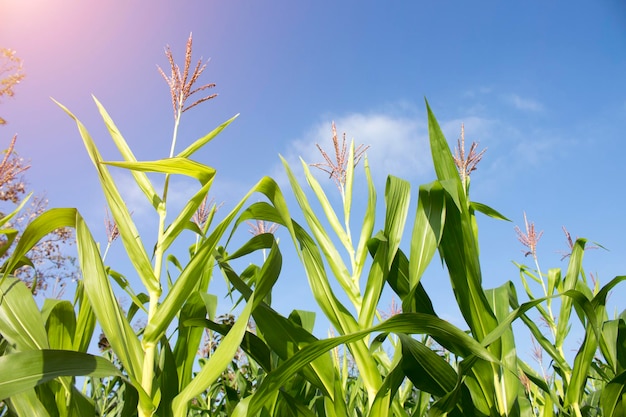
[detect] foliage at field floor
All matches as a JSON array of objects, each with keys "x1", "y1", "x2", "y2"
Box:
[{"x1": 0, "y1": 38, "x2": 624, "y2": 417}]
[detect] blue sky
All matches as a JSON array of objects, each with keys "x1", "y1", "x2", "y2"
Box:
[{"x1": 2, "y1": 0, "x2": 625, "y2": 360}]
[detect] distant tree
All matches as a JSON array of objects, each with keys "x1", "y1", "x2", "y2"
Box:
[
  {"x1": 0, "y1": 48, "x2": 25, "y2": 125},
  {"x1": 0, "y1": 50, "x2": 78, "y2": 296},
  {"x1": 0, "y1": 135, "x2": 79, "y2": 296}
]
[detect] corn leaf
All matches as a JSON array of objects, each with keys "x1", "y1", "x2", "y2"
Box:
[
  {"x1": 1, "y1": 208, "x2": 75, "y2": 282},
  {"x1": 55, "y1": 100, "x2": 159, "y2": 293},
  {"x1": 42, "y1": 300, "x2": 76, "y2": 351},
  {"x1": 0, "y1": 277, "x2": 49, "y2": 351},
  {"x1": 248, "y1": 312, "x2": 498, "y2": 416},
  {"x1": 469, "y1": 201, "x2": 510, "y2": 222},
  {"x1": 72, "y1": 282, "x2": 96, "y2": 353},
  {"x1": 354, "y1": 156, "x2": 377, "y2": 281},
  {"x1": 556, "y1": 238, "x2": 586, "y2": 349},
  {"x1": 409, "y1": 182, "x2": 444, "y2": 289},
  {"x1": 144, "y1": 177, "x2": 292, "y2": 344},
  {"x1": 176, "y1": 113, "x2": 239, "y2": 158},
  {"x1": 104, "y1": 158, "x2": 215, "y2": 184},
  {"x1": 398, "y1": 334, "x2": 457, "y2": 398},
  {"x1": 301, "y1": 159, "x2": 352, "y2": 256},
  {"x1": 0, "y1": 192, "x2": 32, "y2": 228},
  {"x1": 160, "y1": 181, "x2": 212, "y2": 252},
  {"x1": 216, "y1": 258, "x2": 334, "y2": 397},
  {"x1": 75, "y1": 213, "x2": 144, "y2": 381},
  {"x1": 289, "y1": 157, "x2": 358, "y2": 304},
  {"x1": 426, "y1": 102, "x2": 499, "y2": 345},
  {"x1": 172, "y1": 292, "x2": 210, "y2": 391},
  {"x1": 0, "y1": 350, "x2": 121, "y2": 400},
  {"x1": 601, "y1": 370, "x2": 626, "y2": 417},
  {"x1": 5, "y1": 389, "x2": 51, "y2": 417},
  {"x1": 171, "y1": 287, "x2": 255, "y2": 416},
  {"x1": 93, "y1": 96, "x2": 161, "y2": 210}
]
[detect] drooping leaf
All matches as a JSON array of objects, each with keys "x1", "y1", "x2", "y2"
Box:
[
  {"x1": 248, "y1": 312, "x2": 498, "y2": 416},
  {"x1": 0, "y1": 350, "x2": 121, "y2": 400}
]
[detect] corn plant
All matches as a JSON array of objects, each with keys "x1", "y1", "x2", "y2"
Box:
[
  {"x1": 0, "y1": 35, "x2": 294, "y2": 417},
  {"x1": 0, "y1": 30, "x2": 624, "y2": 415},
  {"x1": 206, "y1": 102, "x2": 508, "y2": 416},
  {"x1": 221, "y1": 102, "x2": 626, "y2": 417},
  {"x1": 511, "y1": 221, "x2": 626, "y2": 417}
]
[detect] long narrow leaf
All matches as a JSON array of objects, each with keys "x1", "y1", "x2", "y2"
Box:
[
  {"x1": 176, "y1": 113, "x2": 239, "y2": 158},
  {"x1": 0, "y1": 350, "x2": 121, "y2": 400},
  {"x1": 104, "y1": 158, "x2": 216, "y2": 184},
  {"x1": 1, "y1": 208, "x2": 76, "y2": 282},
  {"x1": 409, "y1": 182, "x2": 444, "y2": 289},
  {"x1": 248, "y1": 312, "x2": 498, "y2": 416},
  {"x1": 93, "y1": 96, "x2": 161, "y2": 210},
  {"x1": 556, "y1": 238, "x2": 586, "y2": 348},
  {"x1": 144, "y1": 177, "x2": 291, "y2": 344},
  {"x1": 171, "y1": 289, "x2": 255, "y2": 416},
  {"x1": 75, "y1": 213, "x2": 144, "y2": 380},
  {"x1": 55, "y1": 100, "x2": 158, "y2": 293}
]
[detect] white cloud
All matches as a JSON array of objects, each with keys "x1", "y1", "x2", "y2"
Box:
[
  {"x1": 276, "y1": 111, "x2": 432, "y2": 186},
  {"x1": 505, "y1": 94, "x2": 544, "y2": 112}
]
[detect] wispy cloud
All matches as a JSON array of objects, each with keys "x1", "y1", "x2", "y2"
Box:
[
  {"x1": 276, "y1": 111, "x2": 431, "y2": 186},
  {"x1": 505, "y1": 94, "x2": 544, "y2": 112},
  {"x1": 463, "y1": 86, "x2": 492, "y2": 98}
]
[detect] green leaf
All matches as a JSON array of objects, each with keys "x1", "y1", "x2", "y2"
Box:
[
  {"x1": 0, "y1": 350, "x2": 121, "y2": 400},
  {"x1": 384, "y1": 246, "x2": 436, "y2": 316},
  {"x1": 104, "y1": 157, "x2": 216, "y2": 184},
  {"x1": 5, "y1": 389, "x2": 51, "y2": 417},
  {"x1": 156, "y1": 337, "x2": 179, "y2": 417},
  {"x1": 1, "y1": 208, "x2": 76, "y2": 283},
  {"x1": 469, "y1": 201, "x2": 510, "y2": 221},
  {"x1": 425, "y1": 102, "x2": 499, "y2": 346},
  {"x1": 286, "y1": 157, "x2": 358, "y2": 304},
  {"x1": 144, "y1": 176, "x2": 292, "y2": 344},
  {"x1": 0, "y1": 228, "x2": 18, "y2": 259},
  {"x1": 556, "y1": 238, "x2": 586, "y2": 349},
  {"x1": 360, "y1": 176, "x2": 410, "y2": 328},
  {"x1": 485, "y1": 284, "x2": 524, "y2": 416},
  {"x1": 354, "y1": 156, "x2": 377, "y2": 281},
  {"x1": 248, "y1": 312, "x2": 498, "y2": 416},
  {"x1": 173, "y1": 292, "x2": 210, "y2": 391},
  {"x1": 0, "y1": 191, "x2": 32, "y2": 228},
  {"x1": 55, "y1": 99, "x2": 158, "y2": 293},
  {"x1": 172, "y1": 293, "x2": 255, "y2": 417},
  {"x1": 301, "y1": 159, "x2": 352, "y2": 256},
  {"x1": 566, "y1": 275, "x2": 626, "y2": 409},
  {"x1": 42, "y1": 300, "x2": 76, "y2": 350},
  {"x1": 160, "y1": 181, "x2": 212, "y2": 253},
  {"x1": 409, "y1": 182, "x2": 445, "y2": 289},
  {"x1": 399, "y1": 334, "x2": 457, "y2": 398},
  {"x1": 72, "y1": 282, "x2": 96, "y2": 353},
  {"x1": 0, "y1": 277, "x2": 49, "y2": 351},
  {"x1": 601, "y1": 370, "x2": 626, "y2": 417},
  {"x1": 216, "y1": 259, "x2": 334, "y2": 397},
  {"x1": 438, "y1": 188, "x2": 498, "y2": 343},
  {"x1": 93, "y1": 96, "x2": 161, "y2": 210},
  {"x1": 426, "y1": 99, "x2": 461, "y2": 183},
  {"x1": 176, "y1": 113, "x2": 239, "y2": 158},
  {"x1": 75, "y1": 213, "x2": 144, "y2": 381}
]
